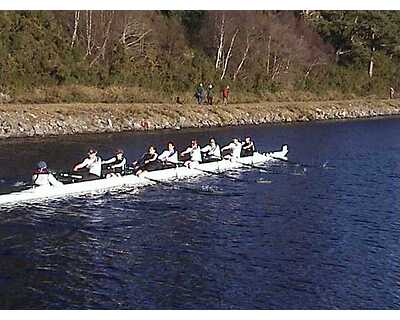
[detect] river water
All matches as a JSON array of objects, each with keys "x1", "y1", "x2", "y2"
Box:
[{"x1": 0, "y1": 117, "x2": 400, "y2": 309}]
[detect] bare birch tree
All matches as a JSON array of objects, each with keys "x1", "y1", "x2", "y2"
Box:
[
  {"x1": 121, "y1": 19, "x2": 152, "y2": 50},
  {"x1": 215, "y1": 13, "x2": 225, "y2": 70},
  {"x1": 368, "y1": 30, "x2": 375, "y2": 78},
  {"x1": 70, "y1": 11, "x2": 80, "y2": 48},
  {"x1": 220, "y1": 28, "x2": 239, "y2": 80},
  {"x1": 85, "y1": 10, "x2": 93, "y2": 56},
  {"x1": 90, "y1": 11, "x2": 114, "y2": 67},
  {"x1": 233, "y1": 31, "x2": 251, "y2": 81}
]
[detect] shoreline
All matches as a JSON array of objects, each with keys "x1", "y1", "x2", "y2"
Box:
[{"x1": 1, "y1": 99, "x2": 400, "y2": 139}]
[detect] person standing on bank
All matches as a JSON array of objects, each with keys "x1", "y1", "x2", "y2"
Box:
[
  {"x1": 207, "y1": 84, "x2": 214, "y2": 105},
  {"x1": 390, "y1": 87, "x2": 395, "y2": 99},
  {"x1": 195, "y1": 83, "x2": 205, "y2": 105},
  {"x1": 222, "y1": 85, "x2": 230, "y2": 105}
]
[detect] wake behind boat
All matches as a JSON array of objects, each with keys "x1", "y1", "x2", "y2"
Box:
[{"x1": 0, "y1": 145, "x2": 288, "y2": 206}]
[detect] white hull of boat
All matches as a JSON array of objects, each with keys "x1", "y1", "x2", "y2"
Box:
[{"x1": 0, "y1": 146, "x2": 288, "y2": 206}]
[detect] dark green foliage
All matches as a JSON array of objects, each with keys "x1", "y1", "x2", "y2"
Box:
[{"x1": 0, "y1": 10, "x2": 399, "y2": 102}]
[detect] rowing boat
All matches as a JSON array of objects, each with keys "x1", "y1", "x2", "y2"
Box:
[{"x1": 0, "y1": 145, "x2": 288, "y2": 206}]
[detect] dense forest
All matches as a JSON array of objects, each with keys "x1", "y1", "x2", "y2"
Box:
[{"x1": 0, "y1": 10, "x2": 400, "y2": 104}]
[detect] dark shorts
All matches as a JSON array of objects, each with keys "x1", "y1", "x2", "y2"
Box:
[
  {"x1": 138, "y1": 161, "x2": 161, "y2": 172},
  {"x1": 58, "y1": 170, "x2": 100, "y2": 183},
  {"x1": 241, "y1": 150, "x2": 255, "y2": 157},
  {"x1": 160, "y1": 162, "x2": 178, "y2": 170},
  {"x1": 202, "y1": 157, "x2": 221, "y2": 163},
  {"x1": 103, "y1": 167, "x2": 125, "y2": 176},
  {"x1": 78, "y1": 172, "x2": 101, "y2": 181}
]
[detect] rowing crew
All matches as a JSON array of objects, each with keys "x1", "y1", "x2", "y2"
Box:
[
  {"x1": 131, "y1": 137, "x2": 255, "y2": 172},
  {"x1": 32, "y1": 137, "x2": 256, "y2": 187}
]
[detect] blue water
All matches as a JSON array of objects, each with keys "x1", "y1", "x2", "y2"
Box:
[{"x1": 0, "y1": 117, "x2": 400, "y2": 309}]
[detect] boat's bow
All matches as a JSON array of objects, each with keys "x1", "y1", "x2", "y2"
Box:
[{"x1": 264, "y1": 144, "x2": 288, "y2": 161}]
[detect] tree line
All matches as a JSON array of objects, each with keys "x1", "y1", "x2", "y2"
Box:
[{"x1": 0, "y1": 10, "x2": 399, "y2": 103}]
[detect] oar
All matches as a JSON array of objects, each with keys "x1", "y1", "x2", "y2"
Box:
[
  {"x1": 58, "y1": 172, "x2": 83, "y2": 179},
  {"x1": 167, "y1": 160, "x2": 248, "y2": 183},
  {"x1": 193, "y1": 166, "x2": 249, "y2": 182},
  {"x1": 234, "y1": 160, "x2": 271, "y2": 174},
  {"x1": 190, "y1": 163, "x2": 249, "y2": 182},
  {"x1": 54, "y1": 171, "x2": 84, "y2": 183},
  {"x1": 232, "y1": 160, "x2": 273, "y2": 183},
  {"x1": 142, "y1": 175, "x2": 242, "y2": 197},
  {"x1": 269, "y1": 155, "x2": 335, "y2": 170},
  {"x1": 126, "y1": 165, "x2": 240, "y2": 196}
]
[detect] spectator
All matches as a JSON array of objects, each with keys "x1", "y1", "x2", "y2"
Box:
[
  {"x1": 207, "y1": 84, "x2": 214, "y2": 105},
  {"x1": 390, "y1": 87, "x2": 395, "y2": 99},
  {"x1": 222, "y1": 85, "x2": 230, "y2": 105},
  {"x1": 195, "y1": 83, "x2": 205, "y2": 105}
]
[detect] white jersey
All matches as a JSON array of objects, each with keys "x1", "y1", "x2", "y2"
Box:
[
  {"x1": 80, "y1": 156, "x2": 102, "y2": 176},
  {"x1": 32, "y1": 173, "x2": 63, "y2": 187},
  {"x1": 201, "y1": 144, "x2": 221, "y2": 158},
  {"x1": 158, "y1": 149, "x2": 178, "y2": 164},
  {"x1": 222, "y1": 142, "x2": 242, "y2": 158},
  {"x1": 182, "y1": 146, "x2": 202, "y2": 162}
]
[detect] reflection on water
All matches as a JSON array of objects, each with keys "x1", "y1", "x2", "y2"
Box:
[{"x1": 1, "y1": 118, "x2": 400, "y2": 309}]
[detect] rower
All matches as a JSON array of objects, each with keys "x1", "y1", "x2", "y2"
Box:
[
  {"x1": 32, "y1": 161, "x2": 63, "y2": 187},
  {"x1": 241, "y1": 137, "x2": 256, "y2": 157},
  {"x1": 132, "y1": 145, "x2": 159, "y2": 175},
  {"x1": 158, "y1": 142, "x2": 179, "y2": 169},
  {"x1": 181, "y1": 139, "x2": 202, "y2": 168},
  {"x1": 201, "y1": 138, "x2": 221, "y2": 163},
  {"x1": 221, "y1": 138, "x2": 242, "y2": 159},
  {"x1": 102, "y1": 149, "x2": 127, "y2": 177},
  {"x1": 73, "y1": 148, "x2": 102, "y2": 180}
]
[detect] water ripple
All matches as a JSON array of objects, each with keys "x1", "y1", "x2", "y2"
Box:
[{"x1": 1, "y1": 119, "x2": 400, "y2": 308}]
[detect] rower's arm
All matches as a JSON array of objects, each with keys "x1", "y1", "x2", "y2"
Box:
[
  {"x1": 144, "y1": 153, "x2": 158, "y2": 164},
  {"x1": 158, "y1": 151, "x2": 168, "y2": 161},
  {"x1": 133, "y1": 153, "x2": 145, "y2": 165},
  {"x1": 181, "y1": 147, "x2": 190, "y2": 156},
  {"x1": 48, "y1": 173, "x2": 63, "y2": 186},
  {"x1": 102, "y1": 157, "x2": 116, "y2": 165},
  {"x1": 112, "y1": 158, "x2": 126, "y2": 168},
  {"x1": 73, "y1": 159, "x2": 88, "y2": 171}
]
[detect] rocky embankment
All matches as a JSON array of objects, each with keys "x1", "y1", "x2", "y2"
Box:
[{"x1": 1, "y1": 99, "x2": 400, "y2": 139}]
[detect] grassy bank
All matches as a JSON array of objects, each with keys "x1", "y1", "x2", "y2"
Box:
[{"x1": 2, "y1": 85, "x2": 374, "y2": 105}]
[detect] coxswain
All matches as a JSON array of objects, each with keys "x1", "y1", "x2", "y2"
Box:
[
  {"x1": 102, "y1": 149, "x2": 127, "y2": 177},
  {"x1": 241, "y1": 137, "x2": 256, "y2": 157},
  {"x1": 132, "y1": 145, "x2": 159, "y2": 176},
  {"x1": 201, "y1": 138, "x2": 221, "y2": 162},
  {"x1": 32, "y1": 161, "x2": 63, "y2": 187},
  {"x1": 181, "y1": 139, "x2": 202, "y2": 168},
  {"x1": 221, "y1": 138, "x2": 242, "y2": 159},
  {"x1": 158, "y1": 142, "x2": 179, "y2": 169},
  {"x1": 73, "y1": 148, "x2": 102, "y2": 180}
]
